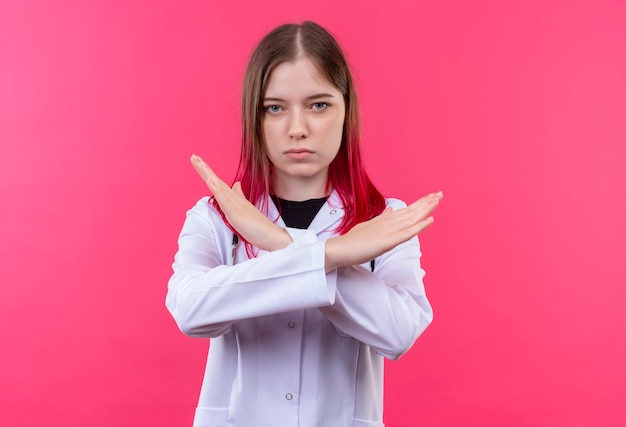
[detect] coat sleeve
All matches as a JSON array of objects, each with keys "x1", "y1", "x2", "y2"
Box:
[
  {"x1": 165, "y1": 197, "x2": 338, "y2": 338},
  {"x1": 317, "y1": 199, "x2": 434, "y2": 360}
]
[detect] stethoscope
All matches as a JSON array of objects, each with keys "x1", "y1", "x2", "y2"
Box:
[
  {"x1": 232, "y1": 234, "x2": 239, "y2": 265},
  {"x1": 231, "y1": 234, "x2": 376, "y2": 272}
]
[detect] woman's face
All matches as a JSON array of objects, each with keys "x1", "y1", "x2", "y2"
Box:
[{"x1": 262, "y1": 56, "x2": 345, "y2": 200}]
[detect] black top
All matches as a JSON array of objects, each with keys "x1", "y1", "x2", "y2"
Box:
[{"x1": 271, "y1": 195, "x2": 327, "y2": 229}]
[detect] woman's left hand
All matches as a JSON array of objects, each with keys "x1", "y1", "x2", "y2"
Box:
[{"x1": 191, "y1": 154, "x2": 292, "y2": 252}]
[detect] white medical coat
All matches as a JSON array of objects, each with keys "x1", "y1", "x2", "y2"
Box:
[{"x1": 166, "y1": 192, "x2": 433, "y2": 427}]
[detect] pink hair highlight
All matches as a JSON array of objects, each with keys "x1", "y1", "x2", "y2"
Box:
[{"x1": 211, "y1": 22, "x2": 385, "y2": 257}]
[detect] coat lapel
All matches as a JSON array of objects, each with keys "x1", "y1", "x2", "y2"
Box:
[
  {"x1": 305, "y1": 190, "x2": 345, "y2": 236},
  {"x1": 266, "y1": 190, "x2": 345, "y2": 237}
]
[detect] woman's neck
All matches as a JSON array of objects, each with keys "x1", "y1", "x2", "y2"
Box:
[{"x1": 271, "y1": 174, "x2": 330, "y2": 201}]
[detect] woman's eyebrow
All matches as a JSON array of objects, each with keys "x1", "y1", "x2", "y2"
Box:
[{"x1": 263, "y1": 93, "x2": 336, "y2": 102}]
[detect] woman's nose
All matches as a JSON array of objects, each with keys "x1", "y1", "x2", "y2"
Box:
[{"x1": 288, "y1": 111, "x2": 308, "y2": 139}]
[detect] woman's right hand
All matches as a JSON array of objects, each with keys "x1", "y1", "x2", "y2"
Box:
[
  {"x1": 191, "y1": 154, "x2": 292, "y2": 252},
  {"x1": 324, "y1": 192, "x2": 443, "y2": 272}
]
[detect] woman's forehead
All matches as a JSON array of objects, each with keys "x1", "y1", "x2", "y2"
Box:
[{"x1": 264, "y1": 57, "x2": 340, "y2": 99}]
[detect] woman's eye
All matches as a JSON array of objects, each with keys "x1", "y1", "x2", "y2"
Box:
[
  {"x1": 312, "y1": 102, "x2": 328, "y2": 111},
  {"x1": 266, "y1": 105, "x2": 282, "y2": 113}
]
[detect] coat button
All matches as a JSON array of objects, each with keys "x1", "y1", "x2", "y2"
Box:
[
  {"x1": 285, "y1": 393, "x2": 293, "y2": 400},
  {"x1": 287, "y1": 322, "x2": 295, "y2": 328},
  {"x1": 330, "y1": 209, "x2": 337, "y2": 215}
]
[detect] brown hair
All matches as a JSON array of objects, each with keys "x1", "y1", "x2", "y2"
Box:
[{"x1": 219, "y1": 21, "x2": 385, "y2": 247}]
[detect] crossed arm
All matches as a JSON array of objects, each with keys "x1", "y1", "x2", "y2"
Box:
[{"x1": 190, "y1": 154, "x2": 443, "y2": 271}]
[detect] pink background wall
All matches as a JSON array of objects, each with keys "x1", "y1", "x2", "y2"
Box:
[{"x1": 1, "y1": 0, "x2": 625, "y2": 426}]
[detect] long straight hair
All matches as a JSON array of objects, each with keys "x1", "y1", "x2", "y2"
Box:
[{"x1": 214, "y1": 21, "x2": 386, "y2": 253}]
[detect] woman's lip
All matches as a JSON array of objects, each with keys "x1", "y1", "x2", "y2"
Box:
[
  {"x1": 285, "y1": 149, "x2": 314, "y2": 159},
  {"x1": 285, "y1": 149, "x2": 313, "y2": 153}
]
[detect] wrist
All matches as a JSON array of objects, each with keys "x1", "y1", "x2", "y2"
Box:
[
  {"x1": 267, "y1": 228, "x2": 293, "y2": 252},
  {"x1": 324, "y1": 237, "x2": 343, "y2": 272}
]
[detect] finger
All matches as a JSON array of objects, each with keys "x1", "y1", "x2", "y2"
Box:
[
  {"x1": 403, "y1": 202, "x2": 435, "y2": 223},
  {"x1": 397, "y1": 216, "x2": 435, "y2": 239},
  {"x1": 420, "y1": 191, "x2": 443, "y2": 204},
  {"x1": 412, "y1": 203, "x2": 439, "y2": 225},
  {"x1": 417, "y1": 191, "x2": 443, "y2": 204},
  {"x1": 409, "y1": 192, "x2": 442, "y2": 216},
  {"x1": 191, "y1": 154, "x2": 220, "y2": 187},
  {"x1": 414, "y1": 216, "x2": 435, "y2": 234},
  {"x1": 190, "y1": 154, "x2": 212, "y2": 182}
]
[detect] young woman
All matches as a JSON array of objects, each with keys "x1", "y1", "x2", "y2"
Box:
[{"x1": 167, "y1": 21, "x2": 442, "y2": 427}]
